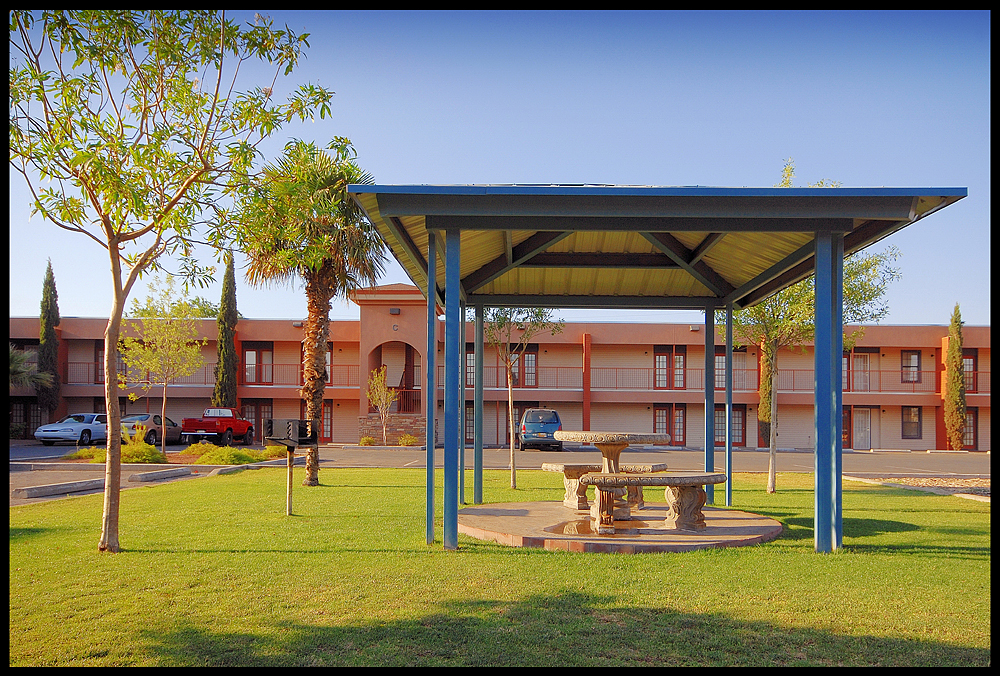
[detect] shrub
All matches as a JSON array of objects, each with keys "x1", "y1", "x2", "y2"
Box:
[
  {"x1": 260, "y1": 444, "x2": 287, "y2": 459},
  {"x1": 10, "y1": 422, "x2": 26, "y2": 439},
  {"x1": 90, "y1": 442, "x2": 167, "y2": 464},
  {"x1": 398, "y1": 433, "x2": 418, "y2": 446},
  {"x1": 63, "y1": 446, "x2": 98, "y2": 460},
  {"x1": 193, "y1": 447, "x2": 264, "y2": 465},
  {"x1": 183, "y1": 441, "x2": 220, "y2": 457},
  {"x1": 359, "y1": 436, "x2": 375, "y2": 446}
]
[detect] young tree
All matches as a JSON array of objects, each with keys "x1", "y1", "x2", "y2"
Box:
[
  {"x1": 729, "y1": 159, "x2": 901, "y2": 493},
  {"x1": 10, "y1": 10, "x2": 334, "y2": 552},
  {"x1": 943, "y1": 303, "x2": 967, "y2": 451},
  {"x1": 480, "y1": 307, "x2": 564, "y2": 489},
  {"x1": 367, "y1": 365, "x2": 399, "y2": 445},
  {"x1": 37, "y1": 260, "x2": 61, "y2": 414},
  {"x1": 233, "y1": 140, "x2": 385, "y2": 486},
  {"x1": 211, "y1": 254, "x2": 240, "y2": 409},
  {"x1": 118, "y1": 277, "x2": 207, "y2": 456}
]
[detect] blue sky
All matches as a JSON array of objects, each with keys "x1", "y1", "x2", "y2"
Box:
[{"x1": 8, "y1": 10, "x2": 991, "y2": 326}]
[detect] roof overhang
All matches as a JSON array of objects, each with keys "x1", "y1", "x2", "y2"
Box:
[{"x1": 348, "y1": 185, "x2": 966, "y2": 310}]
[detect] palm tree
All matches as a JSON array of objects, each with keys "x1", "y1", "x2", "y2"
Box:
[
  {"x1": 236, "y1": 140, "x2": 385, "y2": 485},
  {"x1": 9, "y1": 343, "x2": 53, "y2": 390}
]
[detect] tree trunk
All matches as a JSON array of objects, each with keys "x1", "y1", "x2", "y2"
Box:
[
  {"x1": 301, "y1": 271, "x2": 334, "y2": 487},
  {"x1": 507, "y1": 368, "x2": 516, "y2": 489},
  {"x1": 161, "y1": 381, "x2": 169, "y2": 458},
  {"x1": 99, "y1": 278, "x2": 125, "y2": 553},
  {"x1": 767, "y1": 340, "x2": 779, "y2": 494}
]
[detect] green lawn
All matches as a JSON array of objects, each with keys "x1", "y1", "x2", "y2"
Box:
[{"x1": 9, "y1": 469, "x2": 990, "y2": 666}]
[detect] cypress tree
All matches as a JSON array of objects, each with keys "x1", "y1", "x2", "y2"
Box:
[
  {"x1": 943, "y1": 303, "x2": 966, "y2": 451},
  {"x1": 37, "y1": 259, "x2": 61, "y2": 412},
  {"x1": 212, "y1": 253, "x2": 239, "y2": 408}
]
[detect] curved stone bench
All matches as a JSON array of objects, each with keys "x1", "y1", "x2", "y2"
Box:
[
  {"x1": 580, "y1": 472, "x2": 727, "y2": 534},
  {"x1": 541, "y1": 462, "x2": 668, "y2": 510}
]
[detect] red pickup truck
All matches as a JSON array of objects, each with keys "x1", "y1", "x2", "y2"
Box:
[{"x1": 180, "y1": 407, "x2": 254, "y2": 446}]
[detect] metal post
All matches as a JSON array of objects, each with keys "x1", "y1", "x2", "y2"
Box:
[
  {"x1": 704, "y1": 305, "x2": 715, "y2": 504},
  {"x1": 474, "y1": 304, "x2": 484, "y2": 504},
  {"x1": 286, "y1": 448, "x2": 294, "y2": 516},
  {"x1": 425, "y1": 235, "x2": 436, "y2": 545},
  {"x1": 443, "y1": 229, "x2": 461, "y2": 550},
  {"x1": 832, "y1": 234, "x2": 844, "y2": 549},
  {"x1": 460, "y1": 300, "x2": 466, "y2": 505},
  {"x1": 726, "y1": 303, "x2": 734, "y2": 507},
  {"x1": 814, "y1": 232, "x2": 834, "y2": 553}
]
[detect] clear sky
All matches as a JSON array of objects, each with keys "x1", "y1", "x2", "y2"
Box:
[{"x1": 8, "y1": 10, "x2": 991, "y2": 327}]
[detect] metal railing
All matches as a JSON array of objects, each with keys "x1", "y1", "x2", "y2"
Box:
[{"x1": 66, "y1": 361, "x2": 989, "y2": 396}]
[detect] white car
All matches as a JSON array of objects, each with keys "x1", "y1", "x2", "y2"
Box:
[{"x1": 34, "y1": 413, "x2": 108, "y2": 446}]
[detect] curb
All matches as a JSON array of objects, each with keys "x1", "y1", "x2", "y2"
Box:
[{"x1": 843, "y1": 475, "x2": 990, "y2": 503}]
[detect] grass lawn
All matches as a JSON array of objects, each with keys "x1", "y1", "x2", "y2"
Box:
[{"x1": 9, "y1": 469, "x2": 990, "y2": 666}]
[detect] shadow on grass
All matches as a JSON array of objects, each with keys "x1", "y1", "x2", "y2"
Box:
[
  {"x1": 9, "y1": 526, "x2": 56, "y2": 542},
  {"x1": 142, "y1": 591, "x2": 989, "y2": 667}
]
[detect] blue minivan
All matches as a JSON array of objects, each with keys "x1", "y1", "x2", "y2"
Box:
[{"x1": 517, "y1": 408, "x2": 563, "y2": 451}]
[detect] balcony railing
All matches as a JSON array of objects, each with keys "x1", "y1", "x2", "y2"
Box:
[
  {"x1": 66, "y1": 361, "x2": 988, "y2": 396},
  {"x1": 68, "y1": 362, "x2": 217, "y2": 386}
]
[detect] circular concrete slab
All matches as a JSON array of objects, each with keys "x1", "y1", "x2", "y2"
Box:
[{"x1": 458, "y1": 501, "x2": 783, "y2": 554}]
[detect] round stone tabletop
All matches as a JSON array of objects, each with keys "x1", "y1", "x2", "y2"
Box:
[{"x1": 553, "y1": 431, "x2": 671, "y2": 445}]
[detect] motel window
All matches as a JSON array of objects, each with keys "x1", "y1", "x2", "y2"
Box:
[
  {"x1": 243, "y1": 342, "x2": 273, "y2": 384},
  {"x1": 654, "y1": 404, "x2": 685, "y2": 446},
  {"x1": 901, "y1": 350, "x2": 921, "y2": 384},
  {"x1": 901, "y1": 406, "x2": 922, "y2": 439},
  {"x1": 963, "y1": 349, "x2": 978, "y2": 393},
  {"x1": 654, "y1": 345, "x2": 686, "y2": 389},
  {"x1": 714, "y1": 346, "x2": 746, "y2": 390},
  {"x1": 963, "y1": 408, "x2": 978, "y2": 450},
  {"x1": 466, "y1": 344, "x2": 476, "y2": 389},
  {"x1": 714, "y1": 404, "x2": 746, "y2": 446},
  {"x1": 511, "y1": 345, "x2": 537, "y2": 388}
]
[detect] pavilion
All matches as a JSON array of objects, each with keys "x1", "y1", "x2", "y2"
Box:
[{"x1": 348, "y1": 184, "x2": 966, "y2": 553}]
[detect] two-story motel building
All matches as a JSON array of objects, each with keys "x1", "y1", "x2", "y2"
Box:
[{"x1": 9, "y1": 284, "x2": 990, "y2": 452}]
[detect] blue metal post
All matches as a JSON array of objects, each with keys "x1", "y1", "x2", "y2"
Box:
[
  {"x1": 725, "y1": 303, "x2": 734, "y2": 507},
  {"x1": 704, "y1": 305, "x2": 715, "y2": 504},
  {"x1": 460, "y1": 301, "x2": 466, "y2": 505},
  {"x1": 814, "y1": 233, "x2": 834, "y2": 553},
  {"x1": 425, "y1": 235, "x2": 436, "y2": 545},
  {"x1": 443, "y1": 229, "x2": 461, "y2": 550},
  {"x1": 474, "y1": 304, "x2": 484, "y2": 504},
  {"x1": 832, "y1": 234, "x2": 844, "y2": 550}
]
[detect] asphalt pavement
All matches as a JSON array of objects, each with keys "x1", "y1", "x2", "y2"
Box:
[{"x1": 9, "y1": 439, "x2": 990, "y2": 507}]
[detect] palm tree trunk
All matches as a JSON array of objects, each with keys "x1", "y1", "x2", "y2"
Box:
[{"x1": 301, "y1": 271, "x2": 334, "y2": 487}]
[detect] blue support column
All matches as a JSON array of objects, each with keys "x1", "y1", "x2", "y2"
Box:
[
  {"x1": 814, "y1": 232, "x2": 837, "y2": 553},
  {"x1": 725, "y1": 303, "x2": 734, "y2": 507},
  {"x1": 425, "y1": 235, "x2": 436, "y2": 545},
  {"x1": 443, "y1": 229, "x2": 461, "y2": 550},
  {"x1": 460, "y1": 301, "x2": 466, "y2": 506},
  {"x1": 704, "y1": 305, "x2": 715, "y2": 504},
  {"x1": 474, "y1": 304, "x2": 484, "y2": 505},
  {"x1": 832, "y1": 234, "x2": 844, "y2": 549}
]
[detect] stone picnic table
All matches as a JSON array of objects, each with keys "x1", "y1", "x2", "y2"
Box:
[
  {"x1": 552, "y1": 430, "x2": 672, "y2": 522},
  {"x1": 552, "y1": 430, "x2": 725, "y2": 535}
]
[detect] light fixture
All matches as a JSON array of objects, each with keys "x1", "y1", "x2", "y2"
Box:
[
  {"x1": 390, "y1": 308, "x2": 401, "y2": 315},
  {"x1": 689, "y1": 325, "x2": 700, "y2": 331},
  {"x1": 292, "y1": 321, "x2": 303, "y2": 327}
]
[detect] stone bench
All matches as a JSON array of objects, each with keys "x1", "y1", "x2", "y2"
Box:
[
  {"x1": 541, "y1": 462, "x2": 668, "y2": 510},
  {"x1": 580, "y1": 472, "x2": 727, "y2": 534}
]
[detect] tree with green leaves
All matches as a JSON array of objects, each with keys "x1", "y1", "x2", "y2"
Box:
[
  {"x1": 211, "y1": 254, "x2": 240, "y2": 409},
  {"x1": 233, "y1": 139, "x2": 385, "y2": 486},
  {"x1": 480, "y1": 307, "x2": 564, "y2": 489},
  {"x1": 37, "y1": 260, "x2": 61, "y2": 413},
  {"x1": 9, "y1": 344, "x2": 53, "y2": 390},
  {"x1": 728, "y1": 159, "x2": 901, "y2": 493},
  {"x1": 367, "y1": 365, "x2": 399, "y2": 446},
  {"x1": 943, "y1": 303, "x2": 966, "y2": 451},
  {"x1": 10, "y1": 10, "x2": 334, "y2": 552},
  {"x1": 118, "y1": 277, "x2": 207, "y2": 456}
]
